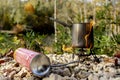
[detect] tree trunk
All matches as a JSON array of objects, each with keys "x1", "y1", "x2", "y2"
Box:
[
  {"x1": 84, "y1": 0, "x2": 87, "y2": 22},
  {"x1": 54, "y1": 0, "x2": 57, "y2": 43}
]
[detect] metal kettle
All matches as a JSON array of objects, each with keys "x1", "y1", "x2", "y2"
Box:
[
  {"x1": 72, "y1": 23, "x2": 93, "y2": 48},
  {"x1": 49, "y1": 17, "x2": 94, "y2": 48}
]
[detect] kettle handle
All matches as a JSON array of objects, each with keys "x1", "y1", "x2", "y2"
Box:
[{"x1": 49, "y1": 17, "x2": 72, "y2": 27}]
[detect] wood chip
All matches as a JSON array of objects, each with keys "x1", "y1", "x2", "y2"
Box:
[
  {"x1": 5, "y1": 49, "x2": 14, "y2": 57},
  {"x1": 0, "y1": 59, "x2": 5, "y2": 64},
  {"x1": 8, "y1": 70, "x2": 16, "y2": 79},
  {"x1": 17, "y1": 67, "x2": 27, "y2": 78},
  {"x1": 103, "y1": 58, "x2": 115, "y2": 63}
]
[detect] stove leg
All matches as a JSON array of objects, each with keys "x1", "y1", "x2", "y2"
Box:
[
  {"x1": 75, "y1": 48, "x2": 89, "y2": 62},
  {"x1": 90, "y1": 49, "x2": 100, "y2": 63},
  {"x1": 74, "y1": 48, "x2": 100, "y2": 63},
  {"x1": 77, "y1": 48, "x2": 90, "y2": 56}
]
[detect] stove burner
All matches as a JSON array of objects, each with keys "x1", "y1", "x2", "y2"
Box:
[{"x1": 73, "y1": 48, "x2": 100, "y2": 63}]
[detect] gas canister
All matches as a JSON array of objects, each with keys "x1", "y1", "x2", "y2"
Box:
[{"x1": 14, "y1": 48, "x2": 50, "y2": 77}]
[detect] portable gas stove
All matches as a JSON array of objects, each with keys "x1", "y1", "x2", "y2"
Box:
[
  {"x1": 50, "y1": 17, "x2": 100, "y2": 63},
  {"x1": 72, "y1": 23, "x2": 100, "y2": 63}
]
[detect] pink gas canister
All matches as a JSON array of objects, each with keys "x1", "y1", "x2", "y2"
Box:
[{"x1": 13, "y1": 48, "x2": 51, "y2": 77}]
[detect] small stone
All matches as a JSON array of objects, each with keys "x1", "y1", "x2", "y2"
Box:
[
  {"x1": 26, "y1": 76, "x2": 40, "y2": 80},
  {"x1": 0, "y1": 75, "x2": 9, "y2": 80},
  {"x1": 63, "y1": 68, "x2": 71, "y2": 76},
  {"x1": 80, "y1": 65, "x2": 88, "y2": 71},
  {"x1": 88, "y1": 74, "x2": 99, "y2": 80},
  {"x1": 22, "y1": 77, "x2": 28, "y2": 80},
  {"x1": 112, "y1": 77, "x2": 120, "y2": 80},
  {"x1": 76, "y1": 71, "x2": 91, "y2": 79},
  {"x1": 109, "y1": 67, "x2": 117, "y2": 73},
  {"x1": 99, "y1": 76, "x2": 108, "y2": 80},
  {"x1": 14, "y1": 77, "x2": 22, "y2": 80},
  {"x1": 42, "y1": 73, "x2": 63, "y2": 80},
  {"x1": 74, "y1": 66, "x2": 81, "y2": 73},
  {"x1": 102, "y1": 72, "x2": 111, "y2": 79},
  {"x1": 63, "y1": 76, "x2": 77, "y2": 80},
  {"x1": 51, "y1": 67, "x2": 71, "y2": 76}
]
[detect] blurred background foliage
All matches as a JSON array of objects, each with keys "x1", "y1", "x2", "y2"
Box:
[{"x1": 0, "y1": 0, "x2": 120, "y2": 56}]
